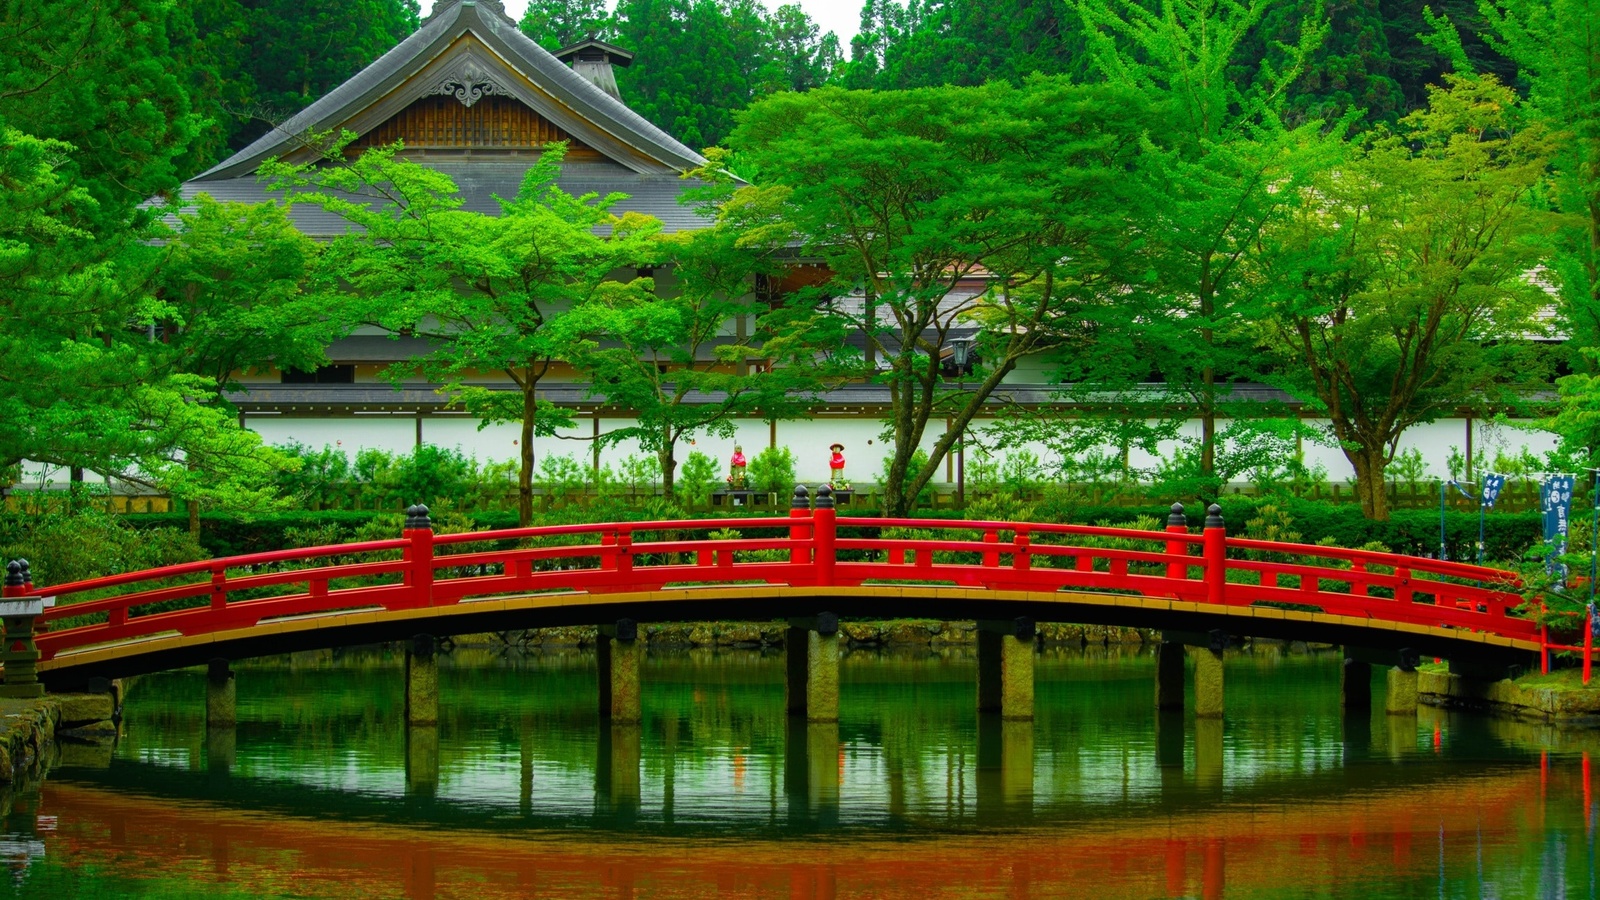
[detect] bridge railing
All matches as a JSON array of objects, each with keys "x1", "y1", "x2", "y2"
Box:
[{"x1": 6, "y1": 491, "x2": 1538, "y2": 669}]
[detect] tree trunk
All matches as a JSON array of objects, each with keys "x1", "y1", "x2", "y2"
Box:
[
  {"x1": 1347, "y1": 447, "x2": 1391, "y2": 521},
  {"x1": 881, "y1": 448, "x2": 910, "y2": 517},
  {"x1": 187, "y1": 458, "x2": 201, "y2": 537},
  {"x1": 519, "y1": 386, "x2": 536, "y2": 526},
  {"x1": 658, "y1": 441, "x2": 677, "y2": 495}
]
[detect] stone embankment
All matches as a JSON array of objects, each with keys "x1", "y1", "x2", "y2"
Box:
[
  {"x1": 487, "y1": 621, "x2": 1156, "y2": 650},
  {"x1": 1420, "y1": 668, "x2": 1600, "y2": 724},
  {"x1": 0, "y1": 690, "x2": 119, "y2": 783}
]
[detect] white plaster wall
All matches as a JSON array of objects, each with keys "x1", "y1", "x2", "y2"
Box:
[
  {"x1": 236, "y1": 413, "x2": 1566, "y2": 488},
  {"x1": 248, "y1": 416, "x2": 416, "y2": 458},
  {"x1": 776, "y1": 417, "x2": 947, "y2": 485}
]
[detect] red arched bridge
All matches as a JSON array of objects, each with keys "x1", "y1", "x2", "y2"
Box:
[{"x1": 0, "y1": 488, "x2": 1550, "y2": 700}]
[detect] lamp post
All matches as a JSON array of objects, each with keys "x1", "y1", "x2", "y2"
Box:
[{"x1": 951, "y1": 338, "x2": 973, "y2": 509}]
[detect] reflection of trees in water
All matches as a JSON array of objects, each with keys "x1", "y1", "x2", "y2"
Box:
[{"x1": 104, "y1": 646, "x2": 1575, "y2": 828}]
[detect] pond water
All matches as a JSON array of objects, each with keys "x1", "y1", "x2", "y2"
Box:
[{"x1": 4, "y1": 643, "x2": 1597, "y2": 898}]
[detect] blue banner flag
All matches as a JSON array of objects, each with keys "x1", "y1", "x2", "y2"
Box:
[
  {"x1": 1480, "y1": 473, "x2": 1506, "y2": 508},
  {"x1": 1543, "y1": 474, "x2": 1576, "y2": 579}
]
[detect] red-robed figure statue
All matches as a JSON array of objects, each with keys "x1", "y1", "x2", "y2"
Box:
[{"x1": 828, "y1": 443, "x2": 848, "y2": 490}]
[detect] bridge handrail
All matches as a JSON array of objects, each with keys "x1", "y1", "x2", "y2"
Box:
[
  {"x1": 431, "y1": 517, "x2": 805, "y2": 546},
  {"x1": 26, "y1": 538, "x2": 413, "y2": 604},
  {"x1": 837, "y1": 517, "x2": 1207, "y2": 546},
  {"x1": 1223, "y1": 537, "x2": 1522, "y2": 586},
  {"x1": 8, "y1": 501, "x2": 1555, "y2": 677}
]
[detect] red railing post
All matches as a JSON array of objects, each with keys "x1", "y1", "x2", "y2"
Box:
[
  {"x1": 403, "y1": 504, "x2": 435, "y2": 606},
  {"x1": 983, "y1": 529, "x2": 1000, "y2": 567},
  {"x1": 1203, "y1": 503, "x2": 1226, "y2": 607},
  {"x1": 1, "y1": 562, "x2": 22, "y2": 602},
  {"x1": 789, "y1": 484, "x2": 811, "y2": 565},
  {"x1": 1541, "y1": 601, "x2": 1551, "y2": 674},
  {"x1": 616, "y1": 526, "x2": 634, "y2": 576},
  {"x1": 1012, "y1": 529, "x2": 1031, "y2": 571},
  {"x1": 814, "y1": 485, "x2": 837, "y2": 585},
  {"x1": 1164, "y1": 502, "x2": 1188, "y2": 581},
  {"x1": 1586, "y1": 604, "x2": 1594, "y2": 686}
]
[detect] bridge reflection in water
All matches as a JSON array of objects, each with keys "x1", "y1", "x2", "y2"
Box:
[{"x1": 12, "y1": 647, "x2": 1600, "y2": 898}]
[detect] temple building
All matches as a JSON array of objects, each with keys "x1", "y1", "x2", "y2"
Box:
[{"x1": 168, "y1": 0, "x2": 1550, "y2": 491}]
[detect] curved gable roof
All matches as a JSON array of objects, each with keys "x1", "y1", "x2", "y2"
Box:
[{"x1": 193, "y1": 0, "x2": 705, "y2": 181}]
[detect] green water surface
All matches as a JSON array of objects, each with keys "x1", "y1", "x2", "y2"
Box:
[{"x1": 6, "y1": 643, "x2": 1598, "y2": 898}]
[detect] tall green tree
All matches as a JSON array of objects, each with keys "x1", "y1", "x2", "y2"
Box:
[
  {"x1": 150, "y1": 197, "x2": 334, "y2": 532},
  {"x1": 1249, "y1": 0, "x2": 1402, "y2": 126},
  {"x1": 1473, "y1": 0, "x2": 1600, "y2": 375},
  {"x1": 1074, "y1": 0, "x2": 1335, "y2": 488},
  {"x1": 560, "y1": 216, "x2": 829, "y2": 491},
  {"x1": 0, "y1": 0, "x2": 208, "y2": 218},
  {"x1": 152, "y1": 197, "x2": 329, "y2": 392},
  {"x1": 728, "y1": 80, "x2": 1153, "y2": 515},
  {"x1": 265, "y1": 141, "x2": 659, "y2": 525},
  {"x1": 519, "y1": 0, "x2": 614, "y2": 50},
  {"x1": 1258, "y1": 76, "x2": 1555, "y2": 520},
  {"x1": 215, "y1": 0, "x2": 418, "y2": 151},
  {"x1": 613, "y1": 0, "x2": 833, "y2": 147},
  {"x1": 0, "y1": 0, "x2": 295, "y2": 517}
]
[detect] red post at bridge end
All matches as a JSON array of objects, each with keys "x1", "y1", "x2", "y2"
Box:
[
  {"x1": 1586, "y1": 604, "x2": 1594, "y2": 686},
  {"x1": 1165, "y1": 502, "x2": 1189, "y2": 581},
  {"x1": 814, "y1": 485, "x2": 837, "y2": 586},
  {"x1": 1203, "y1": 504, "x2": 1226, "y2": 607},
  {"x1": 790, "y1": 485, "x2": 812, "y2": 566},
  {"x1": 403, "y1": 504, "x2": 435, "y2": 607}
]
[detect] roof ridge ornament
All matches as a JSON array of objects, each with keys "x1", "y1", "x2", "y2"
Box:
[{"x1": 432, "y1": 58, "x2": 504, "y2": 108}]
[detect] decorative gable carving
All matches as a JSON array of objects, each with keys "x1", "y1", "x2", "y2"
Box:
[
  {"x1": 354, "y1": 95, "x2": 594, "y2": 152},
  {"x1": 430, "y1": 58, "x2": 504, "y2": 108}
]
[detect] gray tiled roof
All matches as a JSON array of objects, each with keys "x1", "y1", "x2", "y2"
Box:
[
  {"x1": 192, "y1": 0, "x2": 705, "y2": 183},
  {"x1": 180, "y1": 160, "x2": 715, "y2": 235},
  {"x1": 226, "y1": 380, "x2": 1306, "y2": 412}
]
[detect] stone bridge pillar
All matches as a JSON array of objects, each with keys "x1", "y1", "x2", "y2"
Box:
[
  {"x1": 976, "y1": 715, "x2": 1034, "y2": 816},
  {"x1": 206, "y1": 658, "x2": 236, "y2": 729},
  {"x1": 1155, "y1": 642, "x2": 1185, "y2": 710},
  {"x1": 1340, "y1": 656, "x2": 1372, "y2": 711},
  {"x1": 596, "y1": 723, "x2": 642, "y2": 819},
  {"x1": 977, "y1": 618, "x2": 1035, "y2": 720},
  {"x1": 784, "y1": 716, "x2": 840, "y2": 826},
  {"x1": 1158, "y1": 631, "x2": 1227, "y2": 718},
  {"x1": 406, "y1": 633, "x2": 440, "y2": 726},
  {"x1": 598, "y1": 619, "x2": 643, "y2": 725},
  {"x1": 406, "y1": 720, "x2": 439, "y2": 799},
  {"x1": 786, "y1": 613, "x2": 839, "y2": 722},
  {"x1": 1386, "y1": 649, "x2": 1420, "y2": 716}
]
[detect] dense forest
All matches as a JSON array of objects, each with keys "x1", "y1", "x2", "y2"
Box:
[{"x1": 3, "y1": 0, "x2": 1534, "y2": 164}]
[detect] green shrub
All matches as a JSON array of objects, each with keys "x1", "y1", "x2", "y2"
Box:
[
  {"x1": 677, "y1": 451, "x2": 719, "y2": 506},
  {"x1": 0, "y1": 505, "x2": 208, "y2": 589},
  {"x1": 749, "y1": 446, "x2": 796, "y2": 496},
  {"x1": 538, "y1": 453, "x2": 590, "y2": 504},
  {"x1": 876, "y1": 448, "x2": 933, "y2": 507}
]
